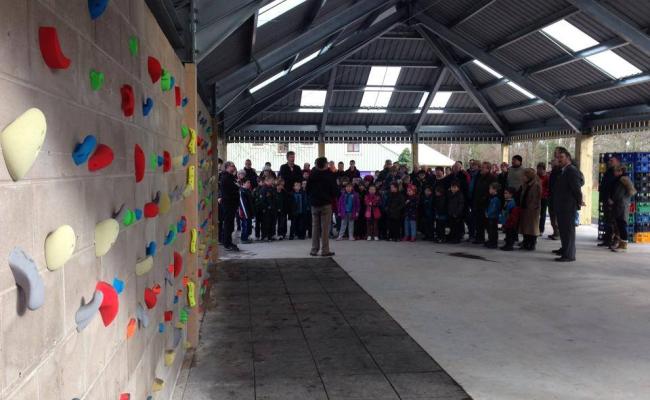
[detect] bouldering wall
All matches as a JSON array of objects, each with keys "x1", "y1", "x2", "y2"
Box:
[{"x1": 0, "y1": 1, "x2": 211, "y2": 399}]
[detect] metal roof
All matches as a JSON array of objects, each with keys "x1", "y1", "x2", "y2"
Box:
[{"x1": 147, "y1": 0, "x2": 650, "y2": 142}]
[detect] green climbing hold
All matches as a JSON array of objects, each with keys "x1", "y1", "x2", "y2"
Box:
[
  {"x1": 89, "y1": 69, "x2": 104, "y2": 91},
  {"x1": 128, "y1": 36, "x2": 138, "y2": 56},
  {"x1": 181, "y1": 125, "x2": 189, "y2": 139},
  {"x1": 123, "y1": 209, "x2": 136, "y2": 226},
  {"x1": 160, "y1": 70, "x2": 172, "y2": 92},
  {"x1": 149, "y1": 152, "x2": 157, "y2": 171},
  {"x1": 179, "y1": 308, "x2": 188, "y2": 323}
]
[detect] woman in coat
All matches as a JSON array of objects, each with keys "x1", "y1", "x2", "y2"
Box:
[
  {"x1": 609, "y1": 165, "x2": 637, "y2": 252},
  {"x1": 518, "y1": 168, "x2": 541, "y2": 250}
]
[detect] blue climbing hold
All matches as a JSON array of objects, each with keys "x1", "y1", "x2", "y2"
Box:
[
  {"x1": 112, "y1": 277, "x2": 124, "y2": 294},
  {"x1": 206, "y1": 127, "x2": 212, "y2": 133},
  {"x1": 145, "y1": 241, "x2": 157, "y2": 257},
  {"x1": 164, "y1": 229, "x2": 176, "y2": 246},
  {"x1": 182, "y1": 97, "x2": 188, "y2": 107},
  {"x1": 134, "y1": 208, "x2": 143, "y2": 220},
  {"x1": 142, "y1": 97, "x2": 154, "y2": 116},
  {"x1": 159, "y1": 322, "x2": 165, "y2": 333},
  {"x1": 157, "y1": 155, "x2": 164, "y2": 167},
  {"x1": 177, "y1": 218, "x2": 186, "y2": 233},
  {"x1": 169, "y1": 76, "x2": 175, "y2": 89},
  {"x1": 173, "y1": 295, "x2": 179, "y2": 304},
  {"x1": 182, "y1": 155, "x2": 189, "y2": 166},
  {"x1": 88, "y1": 0, "x2": 109, "y2": 20},
  {"x1": 72, "y1": 135, "x2": 97, "y2": 166}
]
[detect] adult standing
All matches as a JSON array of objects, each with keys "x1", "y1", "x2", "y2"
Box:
[
  {"x1": 378, "y1": 160, "x2": 393, "y2": 182},
  {"x1": 243, "y1": 159, "x2": 258, "y2": 188},
  {"x1": 219, "y1": 161, "x2": 240, "y2": 251},
  {"x1": 552, "y1": 149, "x2": 583, "y2": 262},
  {"x1": 547, "y1": 158, "x2": 561, "y2": 240},
  {"x1": 537, "y1": 162, "x2": 549, "y2": 234},
  {"x1": 306, "y1": 157, "x2": 339, "y2": 257},
  {"x1": 519, "y1": 168, "x2": 541, "y2": 250},
  {"x1": 472, "y1": 161, "x2": 496, "y2": 244},
  {"x1": 597, "y1": 155, "x2": 620, "y2": 247},
  {"x1": 279, "y1": 151, "x2": 303, "y2": 189},
  {"x1": 608, "y1": 165, "x2": 636, "y2": 252},
  {"x1": 507, "y1": 155, "x2": 525, "y2": 193}
]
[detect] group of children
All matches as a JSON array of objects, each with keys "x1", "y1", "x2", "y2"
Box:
[{"x1": 235, "y1": 170, "x2": 525, "y2": 251}]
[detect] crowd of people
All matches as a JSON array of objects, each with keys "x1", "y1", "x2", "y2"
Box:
[{"x1": 217, "y1": 146, "x2": 635, "y2": 262}]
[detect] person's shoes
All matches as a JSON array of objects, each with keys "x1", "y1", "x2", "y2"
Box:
[
  {"x1": 240, "y1": 240, "x2": 252, "y2": 244},
  {"x1": 410, "y1": 238, "x2": 416, "y2": 242},
  {"x1": 611, "y1": 241, "x2": 627, "y2": 252},
  {"x1": 500, "y1": 246, "x2": 513, "y2": 251},
  {"x1": 350, "y1": 237, "x2": 356, "y2": 241},
  {"x1": 547, "y1": 234, "x2": 558, "y2": 240},
  {"x1": 552, "y1": 249, "x2": 563, "y2": 255},
  {"x1": 288, "y1": 236, "x2": 294, "y2": 240},
  {"x1": 597, "y1": 241, "x2": 610, "y2": 247},
  {"x1": 485, "y1": 244, "x2": 497, "y2": 249},
  {"x1": 321, "y1": 252, "x2": 335, "y2": 257},
  {"x1": 310, "y1": 251, "x2": 318, "y2": 256},
  {"x1": 374, "y1": 237, "x2": 379, "y2": 241},
  {"x1": 554, "y1": 257, "x2": 575, "y2": 262},
  {"x1": 367, "y1": 237, "x2": 372, "y2": 241},
  {"x1": 336, "y1": 237, "x2": 343, "y2": 241},
  {"x1": 278, "y1": 236, "x2": 284, "y2": 241},
  {"x1": 225, "y1": 245, "x2": 240, "y2": 252}
]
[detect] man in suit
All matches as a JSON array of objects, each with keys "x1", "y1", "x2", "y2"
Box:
[
  {"x1": 552, "y1": 148, "x2": 584, "y2": 262},
  {"x1": 306, "y1": 157, "x2": 339, "y2": 257},
  {"x1": 219, "y1": 161, "x2": 240, "y2": 252}
]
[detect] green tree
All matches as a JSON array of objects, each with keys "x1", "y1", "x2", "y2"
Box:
[{"x1": 397, "y1": 147, "x2": 412, "y2": 166}]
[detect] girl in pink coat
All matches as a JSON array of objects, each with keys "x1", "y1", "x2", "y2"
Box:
[{"x1": 364, "y1": 185, "x2": 381, "y2": 241}]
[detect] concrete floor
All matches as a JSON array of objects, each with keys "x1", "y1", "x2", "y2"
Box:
[{"x1": 213, "y1": 225, "x2": 650, "y2": 400}]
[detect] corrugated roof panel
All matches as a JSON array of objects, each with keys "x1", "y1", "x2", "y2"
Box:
[
  {"x1": 483, "y1": 84, "x2": 527, "y2": 107},
  {"x1": 198, "y1": 22, "x2": 250, "y2": 83},
  {"x1": 501, "y1": 103, "x2": 558, "y2": 124},
  {"x1": 493, "y1": 32, "x2": 568, "y2": 71},
  {"x1": 447, "y1": 93, "x2": 478, "y2": 109},
  {"x1": 568, "y1": 81, "x2": 650, "y2": 113},
  {"x1": 398, "y1": 68, "x2": 439, "y2": 85},
  {"x1": 350, "y1": 37, "x2": 436, "y2": 62},
  {"x1": 612, "y1": 46, "x2": 650, "y2": 72},
  {"x1": 336, "y1": 66, "x2": 371, "y2": 85},
  {"x1": 423, "y1": 113, "x2": 490, "y2": 125},
  {"x1": 532, "y1": 59, "x2": 611, "y2": 92},
  {"x1": 601, "y1": 0, "x2": 650, "y2": 29},
  {"x1": 427, "y1": 0, "x2": 483, "y2": 26},
  {"x1": 566, "y1": 12, "x2": 618, "y2": 43},
  {"x1": 254, "y1": 0, "x2": 314, "y2": 53},
  {"x1": 331, "y1": 91, "x2": 363, "y2": 108},
  {"x1": 389, "y1": 92, "x2": 424, "y2": 109},
  {"x1": 313, "y1": 0, "x2": 357, "y2": 25},
  {"x1": 464, "y1": 63, "x2": 503, "y2": 86}
]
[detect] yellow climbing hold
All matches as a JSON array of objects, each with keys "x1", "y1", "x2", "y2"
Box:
[
  {"x1": 95, "y1": 218, "x2": 120, "y2": 257},
  {"x1": 1, "y1": 108, "x2": 47, "y2": 181},
  {"x1": 45, "y1": 225, "x2": 76, "y2": 270},
  {"x1": 164, "y1": 350, "x2": 175, "y2": 366},
  {"x1": 187, "y1": 128, "x2": 196, "y2": 155},
  {"x1": 152, "y1": 378, "x2": 164, "y2": 392},
  {"x1": 187, "y1": 165, "x2": 195, "y2": 190},
  {"x1": 187, "y1": 280, "x2": 196, "y2": 308},
  {"x1": 190, "y1": 229, "x2": 197, "y2": 254},
  {"x1": 159, "y1": 192, "x2": 171, "y2": 215},
  {"x1": 135, "y1": 256, "x2": 153, "y2": 276}
]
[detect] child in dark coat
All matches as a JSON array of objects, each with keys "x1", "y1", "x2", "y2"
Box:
[
  {"x1": 447, "y1": 180, "x2": 465, "y2": 244},
  {"x1": 275, "y1": 180, "x2": 289, "y2": 240},
  {"x1": 434, "y1": 185, "x2": 448, "y2": 243},
  {"x1": 289, "y1": 181, "x2": 307, "y2": 240},
  {"x1": 403, "y1": 185, "x2": 419, "y2": 242},
  {"x1": 239, "y1": 179, "x2": 254, "y2": 243},
  {"x1": 421, "y1": 187, "x2": 435, "y2": 241},
  {"x1": 500, "y1": 187, "x2": 519, "y2": 251},
  {"x1": 485, "y1": 182, "x2": 502, "y2": 248},
  {"x1": 386, "y1": 182, "x2": 405, "y2": 241},
  {"x1": 258, "y1": 177, "x2": 277, "y2": 241}
]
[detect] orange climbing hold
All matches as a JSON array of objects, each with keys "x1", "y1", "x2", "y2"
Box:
[{"x1": 126, "y1": 318, "x2": 137, "y2": 338}]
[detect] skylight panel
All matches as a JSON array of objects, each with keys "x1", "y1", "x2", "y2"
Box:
[
  {"x1": 586, "y1": 50, "x2": 642, "y2": 79},
  {"x1": 250, "y1": 70, "x2": 287, "y2": 93},
  {"x1": 292, "y1": 50, "x2": 320, "y2": 71},
  {"x1": 371, "y1": 6, "x2": 396, "y2": 26},
  {"x1": 360, "y1": 89, "x2": 393, "y2": 108},
  {"x1": 473, "y1": 60, "x2": 503, "y2": 78},
  {"x1": 507, "y1": 82, "x2": 536, "y2": 99},
  {"x1": 431, "y1": 91, "x2": 453, "y2": 108},
  {"x1": 366, "y1": 66, "x2": 401, "y2": 86},
  {"x1": 541, "y1": 20, "x2": 598, "y2": 52},
  {"x1": 417, "y1": 92, "x2": 429, "y2": 108},
  {"x1": 300, "y1": 90, "x2": 326, "y2": 107},
  {"x1": 257, "y1": 0, "x2": 307, "y2": 27}
]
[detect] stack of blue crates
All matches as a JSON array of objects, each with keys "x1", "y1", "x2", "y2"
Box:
[{"x1": 598, "y1": 152, "x2": 650, "y2": 243}]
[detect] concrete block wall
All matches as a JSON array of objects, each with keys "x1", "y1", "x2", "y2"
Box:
[{"x1": 0, "y1": 0, "x2": 200, "y2": 398}]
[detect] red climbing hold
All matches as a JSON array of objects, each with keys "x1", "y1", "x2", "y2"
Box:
[
  {"x1": 88, "y1": 144, "x2": 114, "y2": 172},
  {"x1": 144, "y1": 202, "x2": 159, "y2": 218},
  {"x1": 38, "y1": 27, "x2": 71, "y2": 69},
  {"x1": 96, "y1": 281, "x2": 119, "y2": 327},
  {"x1": 147, "y1": 56, "x2": 162, "y2": 83},
  {"x1": 173, "y1": 251, "x2": 183, "y2": 277},
  {"x1": 121, "y1": 85, "x2": 134, "y2": 117},
  {"x1": 163, "y1": 151, "x2": 171, "y2": 173},
  {"x1": 175, "y1": 86, "x2": 181, "y2": 107},
  {"x1": 144, "y1": 287, "x2": 158, "y2": 309},
  {"x1": 164, "y1": 310, "x2": 173, "y2": 322},
  {"x1": 134, "y1": 144, "x2": 145, "y2": 183}
]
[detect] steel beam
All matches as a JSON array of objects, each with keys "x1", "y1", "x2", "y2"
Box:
[
  {"x1": 496, "y1": 99, "x2": 545, "y2": 113},
  {"x1": 234, "y1": 124, "x2": 499, "y2": 135},
  {"x1": 263, "y1": 105, "x2": 482, "y2": 115},
  {"x1": 210, "y1": 0, "x2": 399, "y2": 90},
  {"x1": 145, "y1": 0, "x2": 185, "y2": 49},
  {"x1": 416, "y1": 26, "x2": 507, "y2": 135},
  {"x1": 449, "y1": 0, "x2": 496, "y2": 28},
  {"x1": 416, "y1": 11, "x2": 584, "y2": 132},
  {"x1": 566, "y1": 0, "x2": 650, "y2": 56},
  {"x1": 339, "y1": 59, "x2": 440, "y2": 67},
  {"x1": 562, "y1": 72, "x2": 650, "y2": 97},
  {"x1": 320, "y1": 67, "x2": 337, "y2": 133},
  {"x1": 413, "y1": 68, "x2": 448, "y2": 134},
  {"x1": 286, "y1": 0, "x2": 328, "y2": 73},
  {"x1": 301, "y1": 83, "x2": 465, "y2": 93},
  {"x1": 225, "y1": 11, "x2": 407, "y2": 131},
  {"x1": 586, "y1": 102, "x2": 650, "y2": 127}
]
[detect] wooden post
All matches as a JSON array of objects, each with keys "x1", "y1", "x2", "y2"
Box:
[
  {"x1": 411, "y1": 133, "x2": 419, "y2": 171},
  {"x1": 501, "y1": 142, "x2": 510, "y2": 164},
  {"x1": 575, "y1": 133, "x2": 594, "y2": 225},
  {"x1": 318, "y1": 133, "x2": 325, "y2": 157}
]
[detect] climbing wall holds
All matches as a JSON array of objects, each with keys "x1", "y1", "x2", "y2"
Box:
[
  {"x1": 145, "y1": 241, "x2": 157, "y2": 257},
  {"x1": 142, "y1": 97, "x2": 153, "y2": 117},
  {"x1": 137, "y1": 302, "x2": 149, "y2": 328},
  {"x1": 88, "y1": 144, "x2": 114, "y2": 172},
  {"x1": 169, "y1": 76, "x2": 175, "y2": 89},
  {"x1": 88, "y1": 0, "x2": 110, "y2": 20},
  {"x1": 163, "y1": 225, "x2": 176, "y2": 246},
  {"x1": 158, "y1": 323, "x2": 165, "y2": 333},
  {"x1": 152, "y1": 191, "x2": 161, "y2": 204},
  {"x1": 187, "y1": 165, "x2": 195, "y2": 190},
  {"x1": 187, "y1": 281, "x2": 196, "y2": 308},
  {"x1": 179, "y1": 307, "x2": 188, "y2": 324},
  {"x1": 144, "y1": 202, "x2": 159, "y2": 218},
  {"x1": 182, "y1": 155, "x2": 189, "y2": 167},
  {"x1": 128, "y1": 36, "x2": 138, "y2": 57},
  {"x1": 149, "y1": 151, "x2": 157, "y2": 171},
  {"x1": 172, "y1": 251, "x2": 183, "y2": 277},
  {"x1": 159, "y1": 193, "x2": 171, "y2": 215},
  {"x1": 165, "y1": 350, "x2": 176, "y2": 366},
  {"x1": 8, "y1": 247, "x2": 45, "y2": 311},
  {"x1": 95, "y1": 218, "x2": 119, "y2": 257},
  {"x1": 160, "y1": 70, "x2": 172, "y2": 91},
  {"x1": 89, "y1": 69, "x2": 104, "y2": 90},
  {"x1": 173, "y1": 327, "x2": 183, "y2": 348},
  {"x1": 152, "y1": 378, "x2": 164, "y2": 392},
  {"x1": 147, "y1": 56, "x2": 162, "y2": 83},
  {"x1": 126, "y1": 318, "x2": 137, "y2": 338},
  {"x1": 164, "y1": 310, "x2": 173, "y2": 322},
  {"x1": 190, "y1": 228, "x2": 197, "y2": 254},
  {"x1": 174, "y1": 86, "x2": 181, "y2": 107},
  {"x1": 0, "y1": 108, "x2": 47, "y2": 181},
  {"x1": 134, "y1": 208, "x2": 143, "y2": 220},
  {"x1": 182, "y1": 97, "x2": 188, "y2": 107},
  {"x1": 38, "y1": 27, "x2": 71, "y2": 69},
  {"x1": 181, "y1": 125, "x2": 189, "y2": 139},
  {"x1": 72, "y1": 135, "x2": 97, "y2": 166},
  {"x1": 120, "y1": 84, "x2": 134, "y2": 117},
  {"x1": 177, "y1": 216, "x2": 187, "y2": 233},
  {"x1": 188, "y1": 128, "x2": 197, "y2": 155},
  {"x1": 122, "y1": 209, "x2": 136, "y2": 226},
  {"x1": 96, "y1": 281, "x2": 119, "y2": 327},
  {"x1": 134, "y1": 144, "x2": 145, "y2": 183},
  {"x1": 119, "y1": 394, "x2": 130, "y2": 400},
  {"x1": 75, "y1": 290, "x2": 103, "y2": 332},
  {"x1": 112, "y1": 277, "x2": 124, "y2": 294},
  {"x1": 135, "y1": 256, "x2": 153, "y2": 276},
  {"x1": 163, "y1": 151, "x2": 171, "y2": 173},
  {"x1": 45, "y1": 225, "x2": 76, "y2": 271}
]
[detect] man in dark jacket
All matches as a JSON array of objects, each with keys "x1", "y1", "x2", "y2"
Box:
[
  {"x1": 597, "y1": 155, "x2": 620, "y2": 246},
  {"x1": 345, "y1": 160, "x2": 361, "y2": 180},
  {"x1": 279, "y1": 151, "x2": 303, "y2": 189},
  {"x1": 243, "y1": 159, "x2": 258, "y2": 188},
  {"x1": 553, "y1": 149, "x2": 584, "y2": 262},
  {"x1": 306, "y1": 157, "x2": 339, "y2": 257},
  {"x1": 219, "y1": 161, "x2": 240, "y2": 251},
  {"x1": 472, "y1": 162, "x2": 496, "y2": 244}
]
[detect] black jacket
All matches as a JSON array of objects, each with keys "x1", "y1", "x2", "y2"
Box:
[
  {"x1": 306, "y1": 168, "x2": 338, "y2": 207},
  {"x1": 219, "y1": 172, "x2": 239, "y2": 207},
  {"x1": 386, "y1": 192, "x2": 405, "y2": 220},
  {"x1": 553, "y1": 164, "x2": 583, "y2": 213},
  {"x1": 244, "y1": 167, "x2": 258, "y2": 187},
  {"x1": 472, "y1": 173, "x2": 496, "y2": 210},
  {"x1": 447, "y1": 191, "x2": 465, "y2": 218},
  {"x1": 279, "y1": 163, "x2": 303, "y2": 188}
]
